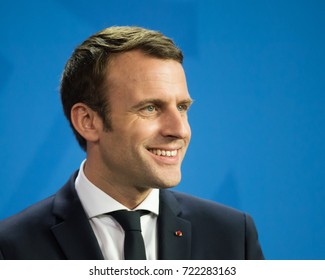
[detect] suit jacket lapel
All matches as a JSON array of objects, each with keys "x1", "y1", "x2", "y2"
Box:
[
  {"x1": 51, "y1": 173, "x2": 104, "y2": 260},
  {"x1": 158, "y1": 190, "x2": 192, "y2": 260},
  {"x1": 49, "y1": 174, "x2": 192, "y2": 260}
]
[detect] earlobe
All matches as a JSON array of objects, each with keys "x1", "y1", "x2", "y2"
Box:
[{"x1": 71, "y1": 103, "x2": 101, "y2": 143}]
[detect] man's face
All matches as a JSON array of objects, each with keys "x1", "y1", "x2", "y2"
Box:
[{"x1": 97, "y1": 50, "x2": 192, "y2": 191}]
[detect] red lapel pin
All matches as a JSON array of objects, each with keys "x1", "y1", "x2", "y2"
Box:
[{"x1": 175, "y1": 230, "x2": 183, "y2": 237}]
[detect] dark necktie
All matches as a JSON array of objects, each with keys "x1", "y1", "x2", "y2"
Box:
[{"x1": 110, "y1": 210, "x2": 147, "y2": 260}]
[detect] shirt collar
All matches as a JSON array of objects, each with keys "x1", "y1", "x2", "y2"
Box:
[{"x1": 75, "y1": 160, "x2": 159, "y2": 218}]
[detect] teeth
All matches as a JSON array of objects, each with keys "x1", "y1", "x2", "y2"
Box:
[{"x1": 149, "y1": 149, "x2": 178, "y2": 157}]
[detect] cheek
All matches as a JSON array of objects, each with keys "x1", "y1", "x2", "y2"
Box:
[{"x1": 124, "y1": 119, "x2": 160, "y2": 139}]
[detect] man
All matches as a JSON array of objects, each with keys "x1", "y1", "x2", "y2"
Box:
[{"x1": 0, "y1": 26, "x2": 264, "y2": 260}]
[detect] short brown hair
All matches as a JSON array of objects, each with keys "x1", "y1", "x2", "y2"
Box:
[{"x1": 60, "y1": 26, "x2": 183, "y2": 151}]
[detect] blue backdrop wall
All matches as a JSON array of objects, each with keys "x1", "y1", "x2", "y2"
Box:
[{"x1": 1, "y1": 0, "x2": 324, "y2": 259}]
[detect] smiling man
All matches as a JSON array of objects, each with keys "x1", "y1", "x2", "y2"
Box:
[
  {"x1": 0, "y1": 26, "x2": 264, "y2": 260},
  {"x1": 79, "y1": 50, "x2": 192, "y2": 210}
]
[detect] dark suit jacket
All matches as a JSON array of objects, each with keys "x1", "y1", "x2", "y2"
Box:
[{"x1": 0, "y1": 172, "x2": 264, "y2": 259}]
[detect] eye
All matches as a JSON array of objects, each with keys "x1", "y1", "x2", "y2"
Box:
[
  {"x1": 139, "y1": 104, "x2": 158, "y2": 116},
  {"x1": 177, "y1": 104, "x2": 189, "y2": 112},
  {"x1": 145, "y1": 105, "x2": 156, "y2": 112}
]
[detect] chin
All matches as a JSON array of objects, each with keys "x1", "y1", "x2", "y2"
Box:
[
  {"x1": 146, "y1": 167, "x2": 182, "y2": 189},
  {"x1": 155, "y1": 176, "x2": 181, "y2": 189}
]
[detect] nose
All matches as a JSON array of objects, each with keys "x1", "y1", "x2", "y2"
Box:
[{"x1": 160, "y1": 107, "x2": 191, "y2": 140}]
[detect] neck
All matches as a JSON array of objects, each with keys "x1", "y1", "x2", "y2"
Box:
[{"x1": 83, "y1": 159, "x2": 152, "y2": 209}]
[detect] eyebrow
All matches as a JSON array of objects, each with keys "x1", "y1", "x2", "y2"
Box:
[{"x1": 131, "y1": 98, "x2": 194, "y2": 110}]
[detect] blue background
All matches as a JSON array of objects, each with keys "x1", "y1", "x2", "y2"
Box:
[{"x1": 0, "y1": 0, "x2": 324, "y2": 259}]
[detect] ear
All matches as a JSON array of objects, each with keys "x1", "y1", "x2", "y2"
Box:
[{"x1": 70, "y1": 103, "x2": 102, "y2": 143}]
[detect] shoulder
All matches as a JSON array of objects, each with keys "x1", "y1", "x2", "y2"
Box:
[
  {"x1": 165, "y1": 190, "x2": 258, "y2": 234},
  {"x1": 169, "y1": 190, "x2": 246, "y2": 220},
  {"x1": 0, "y1": 195, "x2": 56, "y2": 236},
  {"x1": 165, "y1": 190, "x2": 264, "y2": 260},
  {"x1": 0, "y1": 172, "x2": 77, "y2": 236}
]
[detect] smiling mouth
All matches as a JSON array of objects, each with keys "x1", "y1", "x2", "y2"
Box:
[{"x1": 148, "y1": 149, "x2": 178, "y2": 157}]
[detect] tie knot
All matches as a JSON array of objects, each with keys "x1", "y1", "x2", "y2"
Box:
[{"x1": 110, "y1": 210, "x2": 147, "y2": 232}]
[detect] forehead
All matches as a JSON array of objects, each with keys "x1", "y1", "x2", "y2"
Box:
[{"x1": 105, "y1": 50, "x2": 190, "y2": 103}]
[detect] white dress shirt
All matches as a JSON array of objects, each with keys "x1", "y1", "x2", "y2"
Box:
[{"x1": 75, "y1": 160, "x2": 159, "y2": 260}]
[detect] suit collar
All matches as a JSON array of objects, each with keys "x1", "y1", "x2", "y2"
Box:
[
  {"x1": 51, "y1": 172, "x2": 104, "y2": 260},
  {"x1": 50, "y1": 172, "x2": 192, "y2": 260},
  {"x1": 158, "y1": 190, "x2": 192, "y2": 260}
]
